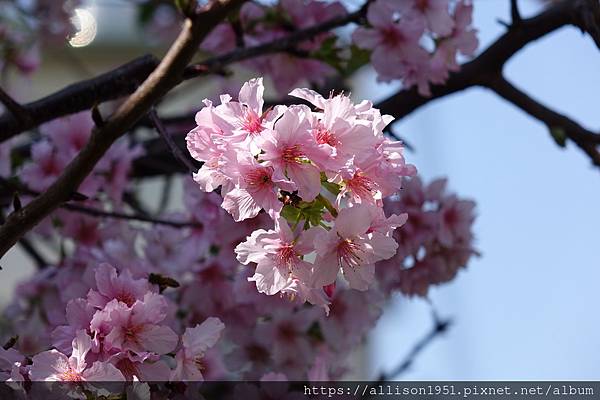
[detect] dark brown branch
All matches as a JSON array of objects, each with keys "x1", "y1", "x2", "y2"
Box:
[
  {"x1": 0, "y1": 7, "x2": 365, "y2": 144},
  {"x1": 62, "y1": 202, "x2": 202, "y2": 229},
  {"x1": 0, "y1": 87, "x2": 31, "y2": 124},
  {"x1": 0, "y1": 0, "x2": 245, "y2": 260},
  {"x1": 375, "y1": 0, "x2": 598, "y2": 121},
  {"x1": 149, "y1": 109, "x2": 197, "y2": 174},
  {"x1": 376, "y1": 317, "x2": 452, "y2": 381},
  {"x1": 18, "y1": 238, "x2": 48, "y2": 269},
  {"x1": 0, "y1": 177, "x2": 200, "y2": 229},
  {"x1": 510, "y1": 0, "x2": 522, "y2": 25},
  {"x1": 484, "y1": 75, "x2": 600, "y2": 166}
]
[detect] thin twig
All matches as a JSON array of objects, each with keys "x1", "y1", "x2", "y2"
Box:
[
  {"x1": 485, "y1": 75, "x2": 600, "y2": 166},
  {"x1": 0, "y1": 87, "x2": 30, "y2": 124},
  {"x1": 148, "y1": 109, "x2": 197, "y2": 174},
  {"x1": 18, "y1": 237, "x2": 48, "y2": 269},
  {"x1": 377, "y1": 316, "x2": 452, "y2": 381},
  {"x1": 0, "y1": 177, "x2": 200, "y2": 229},
  {"x1": 62, "y1": 202, "x2": 202, "y2": 229},
  {"x1": 510, "y1": 0, "x2": 522, "y2": 25}
]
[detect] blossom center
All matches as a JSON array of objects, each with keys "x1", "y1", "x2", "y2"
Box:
[
  {"x1": 244, "y1": 167, "x2": 272, "y2": 188},
  {"x1": 381, "y1": 26, "x2": 404, "y2": 48},
  {"x1": 243, "y1": 110, "x2": 264, "y2": 135},
  {"x1": 116, "y1": 291, "x2": 136, "y2": 307},
  {"x1": 281, "y1": 145, "x2": 305, "y2": 164},
  {"x1": 415, "y1": 0, "x2": 429, "y2": 12},
  {"x1": 347, "y1": 172, "x2": 376, "y2": 199},
  {"x1": 276, "y1": 244, "x2": 299, "y2": 274},
  {"x1": 193, "y1": 355, "x2": 206, "y2": 371},
  {"x1": 314, "y1": 125, "x2": 338, "y2": 146},
  {"x1": 60, "y1": 367, "x2": 83, "y2": 382},
  {"x1": 336, "y1": 238, "x2": 363, "y2": 269}
]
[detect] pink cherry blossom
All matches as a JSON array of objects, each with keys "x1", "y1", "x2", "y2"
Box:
[
  {"x1": 51, "y1": 298, "x2": 95, "y2": 355},
  {"x1": 313, "y1": 205, "x2": 399, "y2": 290},
  {"x1": 30, "y1": 330, "x2": 125, "y2": 381},
  {"x1": 352, "y1": 1, "x2": 427, "y2": 81},
  {"x1": 259, "y1": 106, "x2": 324, "y2": 201},
  {"x1": 94, "y1": 294, "x2": 178, "y2": 355},
  {"x1": 221, "y1": 152, "x2": 293, "y2": 221},
  {"x1": 236, "y1": 218, "x2": 322, "y2": 295},
  {"x1": 87, "y1": 263, "x2": 150, "y2": 309},
  {"x1": 432, "y1": 0, "x2": 478, "y2": 72},
  {"x1": 20, "y1": 140, "x2": 67, "y2": 192},
  {"x1": 171, "y1": 317, "x2": 225, "y2": 381},
  {"x1": 393, "y1": 0, "x2": 454, "y2": 36}
]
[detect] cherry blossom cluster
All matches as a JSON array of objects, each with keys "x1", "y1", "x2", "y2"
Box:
[
  {"x1": 20, "y1": 111, "x2": 142, "y2": 202},
  {"x1": 2, "y1": 181, "x2": 385, "y2": 389},
  {"x1": 377, "y1": 176, "x2": 478, "y2": 297},
  {"x1": 202, "y1": 0, "x2": 347, "y2": 94},
  {"x1": 186, "y1": 77, "x2": 416, "y2": 309},
  {"x1": 2, "y1": 264, "x2": 225, "y2": 392},
  {"x1": 353, "y1": 0, "x2": 478, "y2": 96}
]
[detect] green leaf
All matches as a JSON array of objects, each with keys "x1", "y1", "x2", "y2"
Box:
[
  {"x1": 549, "y1": 126, "x2": 567, "y2": 148},
  {"x1": 345, "y1": 45, "x2": 371, "y2": 75},
  {"x1": 322, "y1": 181, "x2": 341, "y2": 195},
  {"x1": 281, "y1": 204, "x2": 302, "y2": 224}
]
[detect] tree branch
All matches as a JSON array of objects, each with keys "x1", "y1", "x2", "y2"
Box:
[
  {"x1": 62, "y1": 202, "x2": 202, "y2": 229},
  {"x1": 376, "y1": 316, "x2": 452, "y2": 381},
  {"x1": 484, "y1": 75, "x2": 600, "y2": 166},
  {"x1": 18, "y1": 238, "x2": 48, "y2": 269},
  {"x1": 0, "y1": 0, "x2": 245, "y2": 260},
  {"x1": 0, "y1": 87, "x2": 31, "y2": 125},
  {"x1": 131, "y1": 0, "x2": 596, "y2": 179},
  {"x1": 0, "y1": 6, "x2": 365, "y2": 144},
  {"x1": 148, "y1": 109, "x2": 197, "y2": 174},
  {"x1": 510, "y1": 0, "x2": 522, "y2": 25},
  {"x1": 375, "y1": 0, "x2": 598, "y2": 121}
]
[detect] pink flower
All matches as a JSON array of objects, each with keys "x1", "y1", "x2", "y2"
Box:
[
  {"x1": 211, "y1": 77, "x2": 284, "y2": 153},
  {"x1": 352, "y1": 1, "x2": 427, "y2": 81},
  {"x1": 239, "y1": 1, "x2": 347, "y2": 94},
  {"x1": 279, "y1": 278, "x2": 331, "y2": 315},
  {"x1": 20, "y1": 140, "x2": 67, "y2": 192},
  {"x1": 41, "y1": 111, "x2": 93, "y2": 159},
  {"x1": 236, "y1": 218, "x2": 322, "y2": 295},
  {"x1": 432, "y1": 0, "x2": 478, "y2": 72},
  {"x1": 51, "y1": 298, "x2": 95, "y2": 355},
  {"x1": 87, "y1": 263, "x2": 150, "y2": 309},
  {"x1": 201, "y1": 23, "x2": 236, "y2": 55},
  {"x1": 312, "y1": 205, "x2": 399, "y2": 290},
  {"x1": 437, "y1": 193, "x2": 476, "y2": 247},
  {"x1": 260, "y1": 106, "x2": 324, "y2": 201},
  {"x1": 30, "y1": 330, "x2": 125, "y2": 381},
  {"x1": 393, "y1": 0, "x2": 454, "y2": 36},
  {"x1": 289, "y1": 88, "x2": 380, "y2": 170},
  {"x1": 171, "y1": 317, "x2": 225, "y2": 381},
  {"x1": 0, "y1": 347, "x2": 25, "y2": 381},
  {"x1": 93, "y1": 294, "x2": 178, "y2": 355},
  {"x1": 255, "y1": 310, "x2": 313, "y2": 365},
  {"x1": 221, "y1": 153, "x2": 294, "y2": 221}
]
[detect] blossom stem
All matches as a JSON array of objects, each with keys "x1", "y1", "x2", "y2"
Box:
[{"x1": 317, "y1": 193, "x2": 338, "y2": 218}]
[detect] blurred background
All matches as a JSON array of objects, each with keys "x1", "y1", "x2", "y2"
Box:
[{"x1": 2, "y1": 0, "x2": 600, "y2": 380}]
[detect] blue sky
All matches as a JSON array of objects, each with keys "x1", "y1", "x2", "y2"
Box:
[{"x1": 364, "y1": 1, "x2": 600, "y2": 379}]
